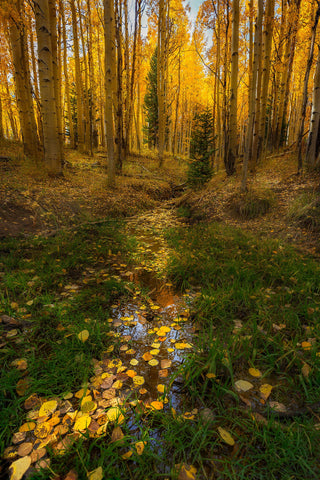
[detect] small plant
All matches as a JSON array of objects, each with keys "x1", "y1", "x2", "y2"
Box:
[
  {"x1": 287, "y1": 192, "x2": 320, "y2": 231},
  {"x1": 230, "y1": 189, "x2": 275, "y2": 219},
  {"x1": 187, "y1": 108, "x2": 214, "y2": 188}
]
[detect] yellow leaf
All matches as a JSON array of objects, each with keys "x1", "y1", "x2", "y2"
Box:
[
  {"x1": 74, "y1": 414, "x2": 91, "y2": 431},
  {"x1": 19, "y1": 422, "x2": 36, "y2": 433},
  {"x1": 139, "y1": 388, "x2": 147, "y2": 394},
  {"x1": 106, "y1": 407, "x2": 124, "y2": 424},
  {"x1": 248, "y1": 368, "x2": 262, "y2": 378},
  {"x1": 217, "y1": 427, "x2": 235, "y2": 446},
  {"x1": 9, "y1": 456, "x2": 31, "y2": 480},
  {"x1": 206, "y1": 373, "x2": 216, "y2": 379},
  {"x1": 113, "y1": 380, "x2": 123, "y2": 390},
  {"x1": 259, "y1": 384, "x2": 273, "y2": 400},
  {"x1": 78, "y1": 330, "x2": 89, "y2": 342},
  {"x1": 302, "y1": 363, "x2": 311, "y2": 378},
  {"x1": 81, "y1": 401, "x2": 97, "y2": 413},
  {"x1": 26, "y1": 300, "x2": 33, "y2": 306},
  {"x1": 150, "y1": 401, "x2": 163, "y2": 410},
  {"x1": 87, "y1": 466, "x2": 103, "y2": 480},
  {"x1": 133, "y1": 375, "x2": 145, "y2": 386},
  {"x1": 135, "y1": 441, "x2": 146, "y2": 455},
  {"x1": 176, "y1": 463, "x2": 197, "y2": 480},
  {"x1": 150, "y1": 349, "x2": 160, "y2": 355},
  {"x1": 39, "y1": 400, "x2": 58, "y2": 417},
  {"x1": 130, "y1": 359, "x2": 139, "y2": 366},
  {"x1": 148, "y1": 359, "x2": 159, "y2": 366},
  {"x1": 157, "y1": 384, "x2": 165, "y2": 394},
  {"x1": 126, "y1": 370, "x2": 137, "y2": 378},
  {"x1": 167, "y1": 348, "x2": 174, "y2": 353},
  {"x1": 142, "y1": 352, "x2": 153, "y2": 361},
  {"x1": 122, "y1": 450, "x2": 133, "y2": 460},
  {"x1": 151, "y1": 342, "x2": 161, "y2": 348},
  {"x1": 234, "y1": 380, "x2": 254, "y2": 392},
  {"x1": 301, "y1": 341, "x2": 312, "y2": 351},
  {"x1": 34, "y1": 422, "x2": 51, "y2": 439},
  {"x1": 151, "y1": 305, "x2": 160, "y2": 310}
]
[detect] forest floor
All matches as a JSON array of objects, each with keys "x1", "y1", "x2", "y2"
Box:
[{"x1": 1, "y1": 140, "x2": 320, "y2": 479}]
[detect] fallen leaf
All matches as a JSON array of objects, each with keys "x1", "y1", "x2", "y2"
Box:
[
  {"x1": 126, "y1": 370, "x2": 137, "y2": 378},
  {"x1": 259, "y1": 384, "x2": 273, "y2": 400},
  {"x1": 130, "y1": 359, "x2": 139, "y2": 366},
  {"x1": 142, "y1": 352, "x2": 153, "y2": 362},
  {"x1": 19, "y1": 422, "x2": 36, "y2": 433},
  {"x1": 122, "y1": 450, "x2": 133, "y2": 460},
  {"x1": 87, "y1": 466, "x2": 103, "y2": 480},
  {"x1": 161, "y1": 359, "x2": 172, "y2": 369},
  {"x1": 234, "y1": 380, "x2": 254, "y2": 392},
  {"x1": 78, "y1": 330, "x2": 89, "y2": 342},
  {"x1": 17, "y1": 442, "x2": 33, "y2": 456},
  {"x1": 73, "y1": 414, "x2": 91, "y2": 431},
  {"x1": 9, "y1": 456, "x2": 31, "y2": 480},
  {"x1": 64, "y1": 469, "x2": 78, "y2": 480},
  {"x1": 148, "y1": 359, "x2": 159, "y2": 366},
  {"x1": 133, "y1": 375, "x2": 145, "y2": 386},
  {"x1": 157, "y1": 384, "x2": 165, "y2": 394},
  {"x1": 106, "y1": 407, "x2": 124, "y2": 424},
  {"x1": 301, "y1": 341, "x2": 312, "y2": 351},
  {"x1": 206, "y1": 373, "x2": 216, "y2": 379},
  {"x1": 34, "y1": 422, "x2": 51, "y2": 439},
  {"x1": 217, "y1": 427, "x2": 235, "y2": 446},
  {"x1": 111, "y1": 426, "x2": 124, "y2": 443},
  {"x1": 81, "y1": 401, "x2": 97, "y2": 413},
  {"x1": 248, "y1": 368, "x2": 262, "y2": 378},
  {"x1": 159, "y1": 369, "x2": 168, "y2": 378},
  {"x1": 39, "y1": 400, "x2": 58, "y2": 417},
  {"x1": 269, "y1": 401, "x2": 287, "y2": 413},
  {"x1": 139, "y1": 388, "x2": 147, "y2": 394},
  {"x1": 176, "y1": 463, "x2": 197, "y2": 480},
  {"x1": 150, "y1": 401, "x2": 163, "y2": 410},
  {"x1": 135, "y1": 441, "x2": 146, "y2": 455},
  {"x1": 302, "y1": 363, "x2": 311, "y2": 378},
  {"x1": 150, "y1": 349, "x2": 160, "y2": 355}
]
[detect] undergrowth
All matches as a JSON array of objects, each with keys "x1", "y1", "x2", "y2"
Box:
[
  {"x1": 288, "y1": 192, "x2": 320, "y2": 231},
  {"x1": 229, "y1": 189, "x2": 275, "y2": 219},
  {"x1": 166, "y1": 221, "x2": 320, "y2": 478}
]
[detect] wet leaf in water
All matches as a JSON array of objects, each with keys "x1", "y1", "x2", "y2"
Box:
[
  {"x1": 39, "y1": 400, "x2": 58, "y2": 417},
  {"x1": 167, "y1": 348, "x2": 174, "y2": 353},
  {"x1": 142, "y1": 352, "x2": 153, "y2": 362},
  {"x1": 151, "y1": 342, "x2": 161, "y2": 349},
  {"x1": 217, "y1": 427, "x2": 235, "y2": 446},
  {"x1": 259, "y1": 384, "x2": 273, "y2": 400},
  {"x1": 175, "y1": 343, "x2": 192, "y2": 350},
  {"x1": 9, "y1": 456, "x2": 31, "y2": 480},
  {"x1": 133, "y1": 375, "x2": 145, "y2": 386},
  {"x1": 150, "y1": 401, "x2": 163, "y2": 410},
  {"x1": 150, "y1": 349, "x2": 160, "y2": 355},
  {"x1": 161, "y1": 359, "x2": 172, "y2": 369},
  {"x1": 148, "y1": 359, "x2": 159, "y2": 366},
  {"x1": 234, "y1": 380, "x2": 254, "y2": 392},
  {"x1": 157, "y1": 384, "x2": 165, "y2": 393},
  {"x1": 87, "y1": 466, "x2": 103, "y2": 480},
  {"x1": 248, "y1": 368, "x2": 262, "y2": 378},
  {"x1": 78, "y1": 330, "x2": 89, "y2": 342},
  {"x1": 159, "y1": 369, "x2": 168, "y2": 378}
]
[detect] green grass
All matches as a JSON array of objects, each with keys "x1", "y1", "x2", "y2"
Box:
[
  {"x1": 2, "y1": 218, "x2": 320, "y2": 479},
  {"x1": 0, "y1": 222, "x2": 132, "y2": 458},
  {"x1": 165, "y1": 221, "x2": 320, "y2": 478}
]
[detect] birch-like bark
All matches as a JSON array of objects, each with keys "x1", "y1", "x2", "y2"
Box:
[
  {"x1": 306, "y1": 44, "x2": 320, "y2": 168},
  {"x1": 70, "y1": 0, "x2": 84, "y2": 148},
  {"x1": 34, "y1": 0, "x2": 62, "y2": 174}
]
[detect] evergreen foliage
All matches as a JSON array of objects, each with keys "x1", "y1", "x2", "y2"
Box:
[
  {"x1": 188, "y1": 108, "x2": 214, "y2": 187},
  {"x1": 143, "y1": 49, "x2": 158, "y2": 148}
]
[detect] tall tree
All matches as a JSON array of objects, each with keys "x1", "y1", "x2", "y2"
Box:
[
  {"x1": 157, "y1": 0, "x2": 167, "y2": 166},
  {"x1": 34, "y1": 0, "x2": 62, "y2": 174},
  {"x1": 104, "y1": 0, "x2": 116, "y2": 187},
  {"x1": 8, "y1": 0, "x2": 41, "y2": 159}
]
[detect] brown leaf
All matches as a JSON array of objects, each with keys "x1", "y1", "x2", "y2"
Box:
[
  {"x1": 64, "y1": 469, "x2": 78, "y2": 480},
  {"x1": 111, "y1": 426, "x2": 124, "y2": 443},
  {"x1": 17, "y1": 442, "x2": 33, "y2": 457},
  {"x1": 160, "y1": 359, "x2": 172, "y2": 369}
]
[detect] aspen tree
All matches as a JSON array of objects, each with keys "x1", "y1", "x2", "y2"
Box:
[
  {"x1": 297, "y1": 1, "x2": 320, "y2": 173},
  {"x1": 104, "y1": 0, "x2": 116, "y2": 187},
  {"x1": 241, "y1": 0, "x2": 263, "y2": 191},
  {"x1": 34, "y1": 0, "x2": 62, "y2": 174},
  {"x1": 158, "y1": 0, "x2": 166, "y2": 167},
  {"x1": 60, "y1": 0, "x2": 75, "y2": 148},
  {"x1": 226, "y1": 0, "x2": 239, "y2": 175},
  {"x1": 70, "y1": 0, "x2": 85, "y2": 149},
  {"x1": 9, "y1": 0, "x2": 41, "y2": 160},
  {"x1": 306, "y1": 44, "x2": 320, "y2": 169}
]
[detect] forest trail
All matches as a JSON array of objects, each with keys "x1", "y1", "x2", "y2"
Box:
[{"x1": 2, "y1": 207, "x2": 199, "y2": 477}]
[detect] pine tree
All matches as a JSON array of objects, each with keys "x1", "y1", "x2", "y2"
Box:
[
  {"x1": 143, "y1": 49, "x2": 158, "y2": 148},
  {"x1": 188, "y1": 108, "x2": 214, "y2": 187}
]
